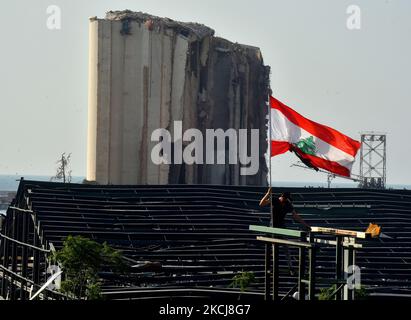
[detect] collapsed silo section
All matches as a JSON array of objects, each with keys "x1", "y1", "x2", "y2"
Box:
[{"x1": 86, "y1": 11, "x2": 270, "y2": 185}]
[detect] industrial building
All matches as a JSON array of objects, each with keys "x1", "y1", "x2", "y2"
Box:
[
  {"x1": 1, "y1": 179, "x2": 410, "y2": 300},
  {"x1": 86, "y1": 11, "x2": 270, "y2": 186}
]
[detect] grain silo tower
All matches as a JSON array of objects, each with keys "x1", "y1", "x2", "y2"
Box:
[{"x1": 86, "y1": 10, "x2": 270, "y2": 185}]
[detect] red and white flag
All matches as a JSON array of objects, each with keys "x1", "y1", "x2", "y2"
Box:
[{"x1": 270, "y1": 96, "x2": 361, "y2": 177}]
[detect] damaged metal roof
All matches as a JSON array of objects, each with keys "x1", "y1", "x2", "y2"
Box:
[{"x1": 1, "y1": 180, "x2": 411, "y2": 300}]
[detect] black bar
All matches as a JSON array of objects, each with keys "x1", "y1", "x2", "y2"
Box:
[
  {"x1": 308, "y1": 246, "x2": 316, "y2": 300},
  {"x1": 1, "y1": 236, "x2": 9, "y2": 297},
  {"x1": 264, "y1": 243, "x2": 270, "y2": 301},
  {"x1": 10, "y1": 210, "x2": 18, "y2": 300},
  {"x1": 352, "y1": 246, "x2": 356, "y2": 300},
  {"x1": 298, "y1": 247, "x2": 306, "y2": 300},
  {"x1": 346, "y1": 246, "x2": 354, "y2": 301},
  {"x1": 33, "y1": 222, "x2": 40, "y2": 299},
  {"x1": 20, "y1": 212, "x2": 29, "y2": 300},
  {"x1": 335, "y1": 235, "x2": 343, "y2": 300},
  {"x1": 272, "y1": 243, "x2": 279, "y2": 300}
]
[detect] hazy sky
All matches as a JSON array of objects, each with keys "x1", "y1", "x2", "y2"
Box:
[{"x1": 1, "y1": 0, "x2": 410, "y2": 185}]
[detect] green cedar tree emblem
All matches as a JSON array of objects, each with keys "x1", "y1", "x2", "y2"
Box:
[{"x1": 295, "y1": 136, "x2": 317, "y2": 155}]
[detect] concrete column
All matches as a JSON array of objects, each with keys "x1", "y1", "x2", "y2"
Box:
[{"x1": 87, "y1": 19, "x2": 112, "y2": 184}]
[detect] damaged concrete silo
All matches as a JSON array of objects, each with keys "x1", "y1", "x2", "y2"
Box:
[{"x1": 86, "y1": 10, "x2": 270, "y2": 185}]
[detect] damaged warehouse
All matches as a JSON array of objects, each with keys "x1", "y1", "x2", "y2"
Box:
[
  {"x1": 2, "y1": 180, "x2": 411, "y2": 300},
  {"x1": 86, "y1": 10, "x2": 271, "y2": 185}
]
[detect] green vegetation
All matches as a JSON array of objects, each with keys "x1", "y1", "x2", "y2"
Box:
[
  {"x1": 51, "y1": 235, "x2": 125, "y2": 300},
  {"x1": 318, "y1": 284, "x2": 369, "y2": 300},
  {"x1": 354, "y1": 286, "x2": 369, "y2": 300},
  {"x1": 318, "y1": 284, "x2": 338, "y2": 300},
  {"x1": 229, "y1": 271, "x2": 255, "y2": 292}
]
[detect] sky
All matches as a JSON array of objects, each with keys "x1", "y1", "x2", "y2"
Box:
[{"x1": 0, "y1": 0, "x2": 410, "y2": 185}]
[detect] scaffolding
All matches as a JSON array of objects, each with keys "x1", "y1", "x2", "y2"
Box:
[
  {"x1": 359, "y1": 133, "x2": 387, "y2": 189},
  {"x1": 250, "y1": 225, "x2": 375, "y2": 300}
]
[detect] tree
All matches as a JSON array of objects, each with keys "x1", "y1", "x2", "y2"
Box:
[
  {"x1": 51, "y1": 153, "x2": 72, "y2": 183},
  {"x1": 51, "y1": 236, "x2": 126, "y2": 300}
]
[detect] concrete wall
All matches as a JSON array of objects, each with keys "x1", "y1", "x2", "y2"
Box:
[{"x1": 87, "y1": 11, "x2": 270, "y2": 185}]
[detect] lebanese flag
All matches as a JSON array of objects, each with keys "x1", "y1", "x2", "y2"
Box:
[{"x1": 270, "y1": 96, "x2": 361, "y2": 177}]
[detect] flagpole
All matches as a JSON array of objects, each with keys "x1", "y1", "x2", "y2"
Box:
[
  {"x1": 268, "y1": 94, "x2": 271, "y2": 185},
  {"x1": 268, "y1": 93, "x2": 273, "y2": 224}
]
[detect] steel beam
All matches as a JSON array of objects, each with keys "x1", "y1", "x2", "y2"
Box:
[
  {"x1": 250, "y1": 225, "x2": 306, "y2": 238},
  {"x1": 298, "y1": 247, "x2": 306, "y2": 300},
  {"x1": 308, "y1": 246, "x2": 316, "y2": 300},
  {"x1": 264, "y1": 243, "x2": 270, "y2": 301},
  {"x1": 335, "y1": 235, "x2": 343, "y2": 300},
  {"x1": 256, "y1": 236, "x2": 312, "y2": 248},
  {"x1": 272, "y1": 244, "x2": 279, "y2": 300}
]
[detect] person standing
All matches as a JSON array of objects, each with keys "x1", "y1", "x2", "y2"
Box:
[
  {"x1": 259, "y1": 188, "x2": 311, "y2": 230},
  {"x1": 259, "y1": 188, "x2": 311, "y2": 276}
]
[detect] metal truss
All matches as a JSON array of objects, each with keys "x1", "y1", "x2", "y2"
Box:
[{"x1": 359, "y1": 133, "x2": 387, "y2": 189}]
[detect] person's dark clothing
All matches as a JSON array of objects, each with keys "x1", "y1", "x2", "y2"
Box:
[{"x1": 271, "y1": 197, "x2": 294, "y2": 227}]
